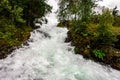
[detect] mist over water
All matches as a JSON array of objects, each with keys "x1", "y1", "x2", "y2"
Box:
[{"x1": 0, "y1": 0, "x2": 120, "y2": 80}]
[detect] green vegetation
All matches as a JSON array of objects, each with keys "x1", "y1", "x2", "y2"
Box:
[
  {"x1": 91, "y1": 9, "x2": 117, "y2": 49},
  {"x1": 92, "y1": 49, "x2": 106, "y2": 60},
  {"x1": 0, "y1": 0, "x2": 51, "y2": 58},
  {"x1": 58, "y1": 0, "x2": 120, "y2": 69}
]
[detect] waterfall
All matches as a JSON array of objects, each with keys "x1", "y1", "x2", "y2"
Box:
[{"x1": 0, "y1": 0, "x2": 120, "y2": 80}]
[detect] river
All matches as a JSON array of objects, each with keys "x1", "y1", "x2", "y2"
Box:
[{"x1": 0, "y1": 0, "x2": 120, "y2": 80}]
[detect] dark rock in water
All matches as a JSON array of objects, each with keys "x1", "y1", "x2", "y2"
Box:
[
  {"x1": 34, "y1": 23, "x2": 41, "y2": 29},
  {"x1": 36, "y1": 30, "x2": 44, "y2": 33},
  {"x1": 28, "y1": 39, "x2": 34, "y2": 42},
  {"x1": 0, "y1": 44, "x2": 13, "y2": 59},
  {"x1": 0, "y1": 67, "x2": 2, "y2": 70},
  {"x1": 23, "y1": 38, "x2": 36, "y2": 46},
  {"x1": 34, "y1": 78, "x2": 44, "y2": 80},
  {"x1": 65, "y1": 31, "x2": 72, "y2": 42},
  {"x1": 10, "y1": 53, "x2": 15, "y2": 58},
  {"x1": 44, "y1": 33, "x2": 51, "y2": 38},
  {"x1": 36, "y1": 30, "x2": 51, "y2": 38},
  {"x1": 111, "y1": 63, "x2": 120, "y2": 70},
  {"x1": 23, "y1": 41, "x2": 29, "y2": 46}
]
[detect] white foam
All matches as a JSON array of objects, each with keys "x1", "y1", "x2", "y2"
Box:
[{"x1": 0, "y1": 0, "x2": 120, "y2": 80}]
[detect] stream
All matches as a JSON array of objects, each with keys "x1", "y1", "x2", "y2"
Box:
[{"x1": 0, "y1": 0, "x2": 120, "y2": 80}]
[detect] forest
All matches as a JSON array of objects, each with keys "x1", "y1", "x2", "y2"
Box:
[
  {"x1": 58, "y1": 0, "x2": 120, "y2": 70},
  {"x1": 0, "y1": 0, "x2": 120, "y2": 70},
  {"x1": 0, "y1": 0, "x2": 51, "y2": 58},
  {"x1": 0, "y1": 0, "x2": 120, "y2": 80}
]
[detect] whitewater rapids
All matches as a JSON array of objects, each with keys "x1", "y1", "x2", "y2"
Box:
[{"x1": 0, "y1": 0, "x2": 120, "y2": 80}]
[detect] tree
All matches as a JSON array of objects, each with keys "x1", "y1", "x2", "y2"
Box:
[
  {"x1": 112, "y1": 6, "x2": 120, "y2": 26},
  {"x1": 0, "y1": 0, "x2": 52, "y2": 58},
  {"x1": 0, "y1": 0, "x2": 52, "y2": 27},
  {"x1": 112, "y1": 6, "x2": 119, "y2": 17},
  {"x1": 0, "y1": 0, "x2": 11, "y2": 18},
  {"x1": 93, "y1": 9, "x2": 117, "y2": 48},
  {"x1": 58, "y1": 0, "x2": 101, "y2": 36},
  {"x1": 58, "y1": 0, "x2": 101, "y2": 22},
  {"x1": 23, "y1": 0, "x2": 52, "y2": 27}
]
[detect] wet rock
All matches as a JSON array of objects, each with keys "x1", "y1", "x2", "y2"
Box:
[
  {"x1": 110, "y1": 51, "x2": 120, "y2": 70},
  {"x1": 65, "y1": 31, "x2": 72, "y2": 42},
  {"x1": 34, "y1": 23, "x2": 41, "y2": 29},
  {"x1": 34, "y1": 78, "x2": 44, "y2": 80},
  {"x1": 36, "y1": 30, "x2": 51, "y2": 38},
  {"x1": 23, "y1": 41, "x2": 29, "y2": 46},
  {"x1": 28, "y1": 39, "x2": 34, "y2": 42},
  {"x1": 0, "y1": 44, "x2": 12, "y2": 59}
]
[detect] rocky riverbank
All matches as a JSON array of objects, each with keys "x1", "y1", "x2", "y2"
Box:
[
  {"x1": 57, "y1": 21, "x2": 120, "y2": 70},
  {"x1": 65, "y1": 30, "x2": 120, "y2": 70},
  {"x1": 0, "y1": 27, "x2": 32, "y2": 59}
]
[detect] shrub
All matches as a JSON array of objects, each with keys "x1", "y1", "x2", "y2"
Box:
[
  {"x1": 91, "y1": 9, "x2": 117, "y2": 48},
  {"x1": 92, "y1": 49, "x2": 106, "y2": 59}
]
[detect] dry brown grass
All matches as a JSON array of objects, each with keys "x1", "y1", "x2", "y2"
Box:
[
  {"x1": 88, "y1": 23, "x2": 120, "y2": 36},
  {"x1": 112, "y1": 26, "x2": 120, "y2": 35}
]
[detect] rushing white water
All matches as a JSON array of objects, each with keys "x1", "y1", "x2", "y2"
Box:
[{"x1": 0, "y1": 0, "x2": 120, "y2": 80}]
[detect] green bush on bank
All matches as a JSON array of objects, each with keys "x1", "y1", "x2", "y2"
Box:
[
  {"x1": 58, "y1": 0, "x2": 120, "y2": 69},
  {"x1": 62, "y1": 8, "x2": 118, "y2": 60},
  {"x1": 0, "y1": 0, "x2": 52, "y2": 58},
  {"x1": 92, "y1": 49, "x2": 106, "y2": 60}
]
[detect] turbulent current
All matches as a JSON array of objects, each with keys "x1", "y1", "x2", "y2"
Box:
[{"x1": 0, "y1": 0, "x2": 120, "y2": 80}]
